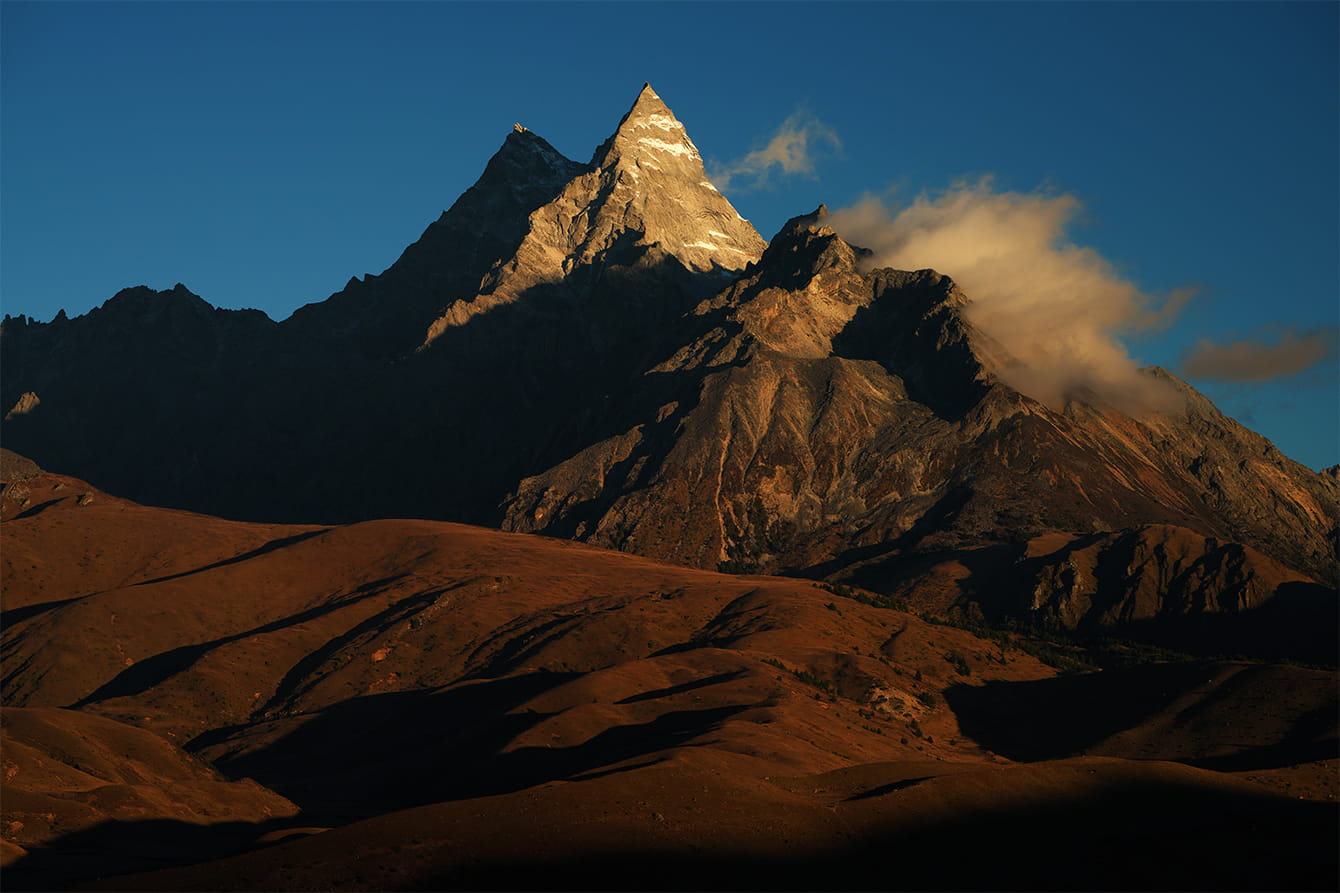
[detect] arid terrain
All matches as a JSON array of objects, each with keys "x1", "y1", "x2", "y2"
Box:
[
  {"x1": 2, "y1": 456, "x2": 1335, "y2": 890},
  {"x1": 2, "y1": 84, "x2": 1336, "y2": 890}
]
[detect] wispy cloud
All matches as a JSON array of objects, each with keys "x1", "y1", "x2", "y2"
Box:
[
  {"x1": 826, "y1": 181, "x2": 1196, "y2": 413},
  {"x1": 1180, "y1": 327, "x2": 1338, "y2": 382},
  {"x1": 709, "y1": 110, "x2": 841, "y2": 191}
]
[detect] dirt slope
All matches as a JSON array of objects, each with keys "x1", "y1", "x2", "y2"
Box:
[
  {"x1": 81, "y1": 754, "x2": 1335, "y2": 892},
  {"x1": 3, "y1": 466, "x2": 1336, "y2": 890}
]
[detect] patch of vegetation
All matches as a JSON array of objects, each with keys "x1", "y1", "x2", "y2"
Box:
[
  {"x1": 916, "y1": 609, "x2": 1300, "y2": 673},
  {"x1": 763, "y1": 656, "x2": 840, "y2": 698},
  {"x1": 1011, "y1": 638, "x2": 1097, "y2": 674},
  {"x1": 918, "y1": 611, "x2": 1098, "y2": 673},
  {"x1": 688, "y1": 630, "x2": 735, "y2": 649},
  {"x1": 818, "y1": 581, "x2": 910, "y2": 612},
  {"x1": 1080, "y1": 637, "x2": 1207, "y2": 668},
  {"x1": 943, "y1": 649, "x2": 971, "y2": 676}
]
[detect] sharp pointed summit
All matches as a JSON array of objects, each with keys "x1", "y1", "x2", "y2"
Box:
[
  {"x1": 421, "y1": 84, "x2": 766, "y2": 342},
  {"x1": 594, "y1": 81, "x2": 703, "y2": 171},
  {"x1": 629, "y1": 82, "x2": 670, "y2": 116},
  {"x1": 618, "y1": 82, "x2": 670, "y2": 125},
  {"x1": 574, "y1": 83, "x2": 766, "y2": 272},
  {"x1": 603, "y1": 82, "x2": 691, "y2": 148}
]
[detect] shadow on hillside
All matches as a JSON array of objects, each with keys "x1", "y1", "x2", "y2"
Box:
[
  {"x1": 832, "y1": 540, "x2": 1338, "y2": 667},
  {"x1": 131, "y1": 530, "x2": 330, "y2": 587},
  {"x1": 614, "y1": 670, "x2": 745, "y2": 704},
  {"x1": 0, "y1": 237, "x2": 741, "y2": 528},
  {"x1": 2, "y1": 595, "x2": 83, "y2": 625},
  {"x1": 192, "y1": 670, "x2": 752, "y2": 822},
  {"x1": 945, "y1": 661, "x2": 1339, "y2": 767},
  {"x1": 17, "y1": 762, "x2": 1336, "y2": 891},
  {"x1": 1110, "y1": 581, "x2": 1340, "y2": 667},
  {"x1": 831, "y1": 272, "x2": 989, "y2": 423},
  {"x1": 822, "y1": 538, "x2": 1024, "y2": 600},
  {"x1": 280, "y1": 243, "x2": 744, "y2": 529},
  {"x1": 74, "y1": 574, "x2": 419, "y2": 708},
  {"x1": 406, "y1": 779, "x2": 1336, "y2": 892},
  {"x1": 3, "y1": 815, "x2": 302, "y2": 892}
]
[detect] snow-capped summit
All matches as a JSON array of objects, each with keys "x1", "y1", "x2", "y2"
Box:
[
  {"x1": 581, "y1": 82, "x2": 765, "y2": 273},
  {"x1": 422, "y1": 83, "x2": 766, "y2": 340}
]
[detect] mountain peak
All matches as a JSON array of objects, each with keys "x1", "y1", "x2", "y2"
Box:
[
  {"x1": 417, "y1": 85, "x2": 767, "y2": 344},
  {"x1": 626, "y1": 82, "x2": 670, "y2": 118},
  {"x1": 594, "y1": 82, "x2": 698, "y2": 169},
  {"x1": 455, "y1": 125, "x2": 585, "y2": 211},
  {"x1": 101, "y1": 283, "x2": 210, "y2": 318},
  {"x1": 481, "y1": 83, "x2": 762, "y2": 277},
  {"x1": 776, "y1": 206, "x2": 835, "y2": 239},
  {"x1": 498, "y1": 123, "x2": 573, "y2": 169}
]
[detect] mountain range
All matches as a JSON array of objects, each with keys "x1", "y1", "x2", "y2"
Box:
[
  {"x1": 4, "y1": 84, "x2": 1334, "y2": 650},
  {"x1": 1, "y1": 84, "x2": 1336, "y2": 890}
]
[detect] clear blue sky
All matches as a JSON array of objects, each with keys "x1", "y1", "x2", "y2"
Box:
[{"x1": 3, "y1": 1, "x2": 1336, "y2": 469}]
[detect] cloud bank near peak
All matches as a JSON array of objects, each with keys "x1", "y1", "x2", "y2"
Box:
[
  {"x1": 708, "y1": 110, "x2": 840, "y2": 191},
  {"x1": 826, "y1": 182, "x2": 1196, "y2": 413},
  {"x1": 1180, "y1": 327, "x2": 1338, "y2": 382}
]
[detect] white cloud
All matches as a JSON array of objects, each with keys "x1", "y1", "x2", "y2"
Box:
[
  {"x1": 827, "y1": 181, "x2": 1193, "y2": 413},
  {"x1": 708, "y1": 110, "x2": 841, "y2": 191}
]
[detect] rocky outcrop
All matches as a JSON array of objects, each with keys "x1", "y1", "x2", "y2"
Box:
[
  {"x1": 501, "y1": 210, "x2": 1338, "y2": 591},
  {"x1": 842, "y1": 524, "x2": 1337, "y2": 662},
  {"x1": 0, "y1": 448, "x2": 40, "y2": 481},
  {"x1": 4, "y1": 392, "x2": 39, "y2": 420}
]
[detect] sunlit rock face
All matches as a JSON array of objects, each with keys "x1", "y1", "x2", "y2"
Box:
[
  {"x1": 500, "y1": 208, "x2": 1337, "y2": 600},
  {"x1": 423, "y1": 84, "x2": 765, "y2": 342},
  {"x1": 2, "y1": 84, "x2": 1335, "y2": 618}
]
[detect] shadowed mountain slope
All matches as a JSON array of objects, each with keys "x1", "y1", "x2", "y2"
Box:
[
  {"x1": 80, "y1": 756, "x2": 1338, "y2": 893},
  {"x1": 0, "y1": 707, "x2": 298, "y2": 882}
]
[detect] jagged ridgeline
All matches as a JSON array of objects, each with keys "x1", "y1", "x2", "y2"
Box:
[{"x1": 2, "y1": 84, "x2": 1335, "y2": 655}]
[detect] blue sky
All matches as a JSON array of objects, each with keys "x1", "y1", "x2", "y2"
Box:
[{"x1": 2, "y1": 1, "x2": 1336, "y2": 469}]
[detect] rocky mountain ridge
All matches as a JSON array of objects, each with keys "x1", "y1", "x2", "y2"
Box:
[
  {"x1": 2, "y1": 85, "x2": 1335, "y2": 645},
  {"x1": 501, "y1": 210, "x2": 1336, "y2": 591}
]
